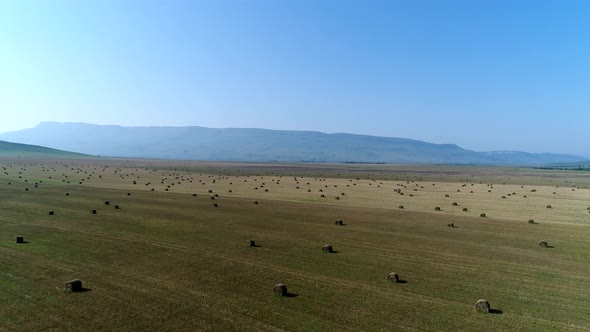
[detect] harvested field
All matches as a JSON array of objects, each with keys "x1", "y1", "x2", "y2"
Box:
[{"x1": 1, "y1": 158, "x2": 589, "y2": 331}]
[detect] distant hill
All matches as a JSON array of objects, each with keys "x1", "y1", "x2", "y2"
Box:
[
  {"x1": 0, "y1": 122, "x2": 585, "y2": 165},
  {"x1": 0, "y1": 139, "x2": 90, "y2": 158}
]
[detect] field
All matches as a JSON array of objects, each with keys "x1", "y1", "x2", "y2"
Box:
[{"x1": 1, "y1": 158, "x2": 590, "y2": 331}]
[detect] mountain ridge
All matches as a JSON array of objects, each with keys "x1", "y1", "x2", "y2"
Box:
[{"x1": 0, "y1": 122, "x2": 584, "y2": 165}]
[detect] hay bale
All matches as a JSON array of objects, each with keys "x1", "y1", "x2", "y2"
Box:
[
  {"x1": 475, "y1": 299, "x2": 490, "y2": 313},
  {"x1": 104, "y1": 201, "x2": 110, "y2": 205},
  {"x1": 90, "y1": 209, "x2": 97, "y2": 214},
  {"x1": 452, "y1": 202, "x2": 458, "y2": 206},
  {"x1": 247, "y1": 239, "x2": 256, "y2": 247},
  {"x1": 66, "y1": 193, "x2": 70, "y2": 196},
  {"x1": 48, "y1": 210, "x2": 55, "y2": 215},
  {"x1": 387, "y1": 272, "x2": 400, "y2": 283},
  {"x1": 480, "y1": 213, "x2": 486, "y2": 218},
  {"x1": 462, "y1": 208, "x2": 468, "y2": 212},
  {"x1": 273, "y1": 283, "x2": 288, "y2": 296},
  {"x1": 253, "y1": 201, "x2": 258, "y2": 205},
  {"x1": 320, "y1": 194, "x2": 325, "y2": 198},
  {"x1": 322, "y1": 244, "x2": 334, "y2": 253},
  {"x1": 16, "y1": 236, "x2": 24, "y2": 244},
  {"x1": 114, "y1": 205, "x2": 120, "y2": 209},
  {"x1": 546, "y1": 205, "x2": 552, "y2": 208},
  {"x1": 445, "y1": 194, "x2": 450, "y2": 198},
  {"x1": 447, "y1": 223, "x2": 455, "y2": 228},
  {"x1": 335, "y1": 196, "x2": 340, "y2": 200},
  {"x1": 399, "y1": 205, "x2": 404, "y2": 209},
  {"x1": 65, "y1": 279, "x2": 83, "y2": 292},
  {"x1": 539, "y1": 241, "x2": 548, "y2": 247},
  {"x1": 192, "y1": 194, "x2": 197, "y2": 197},
  {"x1": 335, "y1": 219, "x2": 343, "y2": 225},
  {"x1": 435, "y1": 207, "x2": 441, "y2": 211},
  {"x1": 127, "y1": 193, "x2": 131, "y2": 196},
  {"x1": 528, "y1": 219, "x2": 535, "y2": 224},
  {"x1": 213, "y1": 203, "x2": 218, "y2": 207}
]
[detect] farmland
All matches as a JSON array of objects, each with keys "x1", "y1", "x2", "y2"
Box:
[{"x1": 1, "y1": 158, "x2": 589, "y2": 331}]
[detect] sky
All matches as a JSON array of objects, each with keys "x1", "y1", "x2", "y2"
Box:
[{"x1": 0, "y1": 0, "x2": 588, "y2": 155}]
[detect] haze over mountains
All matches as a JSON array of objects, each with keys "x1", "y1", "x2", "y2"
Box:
[{"x1": 0, "y1": 122, "x2": 585, "y2": 165}]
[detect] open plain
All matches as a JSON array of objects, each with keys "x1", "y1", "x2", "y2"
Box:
[{"x1": 1, "y1": 158, "x2": 589, "y2": 331}]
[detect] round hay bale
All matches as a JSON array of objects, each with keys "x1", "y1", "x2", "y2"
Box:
[
  {"x1": 335, "y1": 219, "x2": 343, "y2": 225},
  {"x1": 247, "y1": 239, "x2": 256, "y2": 247},
  {"x1": 452, "y1": 202, "x2": 458, "y2": 206},
  {"x1": 90, "y1": 209, "x2": 97, "y2": 214},
  {"x1": 213, "y1": 203, "x2": 218, "y2": 207},
  {"x1": 445, "y1": 194, "x2": 450, "y2": 198},
  {"x1": 528, "y1": 219, "x2": 535, "y2": 224},
  {"x1": 546, "y1": 205, "x2": 552, "y2": 208},
  {"x1": 387, "y1": 272, "x2": 400, "y2": 283},
  {"x1": 539, "y1": 241, "x2": 548, "y2": 247},
  {"x1": 66, "y1": 193, "x2": 70, "y2": 196},
  {"x1": 65, "y1": 279, "x2": 83, "y2": 292},
  {"x1": 447, "y1": 223, "x2": 455, "y2": 228},
  {"x1": 16, "y1": 236, "x2": 24, "y2": 244},
  {"x1": 114, "y1": 205, "x2": 120, "y2": 209},
  {"x1": 434, "y1": 207, "x2": 441, "y2": 211},
  {"x1": 104, "y1": 201, "x2": 110, "y2": 205},
  {"x1": 253, "y1": 201, "x2": 258, "y2": 205},
  {"x1": 320, "y1": 194, "x2": 325, "y2": 198},
  {"x1": 48, "y1": 210, "x2": 55, "y2": 215},
  {"x1": 127, "y1": 193, "x2": 131, "y2": 196},
  {"x1": 480, "y1": 213, "x2": 486, "y2": 218},
  {"x1": 462, "y1": 208, "x2": 468, "y2": 212},
  {"x1": 273, "y1": 283, "x2": 288, "y2": 296},
  {"x1": 399, "y1": 205, "x2": 404, "y2": 209},
  {"x1": 322, "y1": 244, "x2": 334, "y2": 253},
  {"x1": 335, "y1": 196, "x2": 340, "y2": 200},
  {"x1": 475, "y1": 299, "x2": 490, "y2": 313},
  {"x1": 192, "y1": 194, "x2": 197, "y2": 197}
]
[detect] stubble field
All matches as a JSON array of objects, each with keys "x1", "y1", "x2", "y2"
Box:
[{"x1": 1, "y1": 158, "x2": 589, "y2": 331}]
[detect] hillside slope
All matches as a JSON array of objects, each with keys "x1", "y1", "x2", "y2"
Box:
[{"x1": 0, "y1": 139, "x2": 90, "y2": 158}]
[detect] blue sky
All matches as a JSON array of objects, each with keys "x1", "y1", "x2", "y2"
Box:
[{"x1": 0, "y1": 0, "x2": 588, "y2": 155}]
